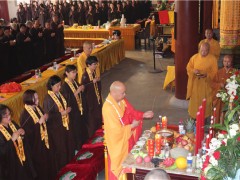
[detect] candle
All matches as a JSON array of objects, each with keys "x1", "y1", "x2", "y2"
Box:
[
  {"x1": 213, "y1": 107, "x2": 216, "y2": 122},
  {"x1": 199, "y1": 106, "x2": 204, "y2": 144},
  {"x1": 162, "y1": 116, "x2": 168, "y2": 129},
  {"x1": 206, "y1": 134, "x2": 210, "y2": 149},
  {"x1": 195, "y1": 112, "x2": 201, "y2": 155},
  {"x1": 209, "y1": 130, "x2": 213, "y2": 140},
  {"x1": 202, "y1": 99, "x2": 206, "y2": 114}
]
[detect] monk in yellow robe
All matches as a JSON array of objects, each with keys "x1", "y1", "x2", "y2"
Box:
[
  {"x1": 198, "y1": 29, "x2": 221, "y2": 60},
  {"x1": 187, "y1": 42, "x2": 218, "y2": 119},
  {"x1": 77, "y1": 41, "x2": 100, "y2": 83},
  {"x1": 212, "y1": 55, "x2": 235, "y2": 124},
  {"x1": 102, "y1": 81, "x2": 153, "y2": 179}
]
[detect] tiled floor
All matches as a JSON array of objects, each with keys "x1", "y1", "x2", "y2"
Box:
[{"x1": 97, "y1": 49, "x2": 189, "y2": 179}]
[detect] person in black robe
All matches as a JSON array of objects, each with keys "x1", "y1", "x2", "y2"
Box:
[
  {"x1": 1, "y1": 26, "x2": 17, "y2": 79},
  {"x1": 23, "y1": 4, "x2": 32, "y2": 22},
  {"x1": 20, "y1": 90, "x2": 55, "y2": 180},
  {"x1": 61, "y1": 65, "x2": 89, "y2": 150},
  {"x1": 31, "y1": 5, "x2": 39, "y2": 22},
  {"x1": 0, "y1": 27, "x2": 9, "y2": 83},
  {"x1": 10, "y1": 23, "x2": 18, "y2": 40},
  {"x1": 62, "y1": 2, "x2": 70, "y2": 25},
  {"x1": 94, "y1": 3, "x2": 102, "y2": 26},
  {"x1": 17, "y1": 4, "x2": 26, "y2": 23},
  {"x1": 100, "y1": 2, "x2": 108, "y2": 24},
  {"x1": 85, "y1": 4, "x2": 95, "y2": 25},
  {"x1": 16, "y1": 23, "x2": 33, "y2": 74},
  {"x1": 69, "y1": 5, "x2": 78, "y2": 26},
  {"x1": 116, "y1": 2, "x2": 122, "y2": 19},
  {"x1": 30, "y1": 18, "x2": 45, "y2": 68},
  {"x1": 78, "y1": 2, "x2": 86, "y2": 25},
  {"x1": 51, "y1": 15, "x2": 65, "y2": 58},
  {"x1": 108, "y1": 3, "x2": 116, "y2": 22},
  {"x1": 39, "y1": 4, "x2": 47, "y2": 28},
  {"x1": 43, "y1": 75, "x2": 75, "y2": 171},
  {"x1": 81, "y1": 56, "x2": 102, "y2": 138},
  {"x1": 0, "y1": 104, "x2": 36, "y2": 180},
  {"x1": 43, "y1": 21, "x2": 57, "y2": 63}
]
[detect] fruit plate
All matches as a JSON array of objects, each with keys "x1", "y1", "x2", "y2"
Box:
[
  {"x1": 136, "y1": 140, "x2": 145, "y2": 146},
  {"x1": 131, "y1": 149, "x2": 140, "y2": 155}
]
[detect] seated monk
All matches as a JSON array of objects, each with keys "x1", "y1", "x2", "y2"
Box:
[
  {"x1": 103, "y1": 81, "x2": 153, "y2": 180},
  {"x1": 212, "y1": 55, "x2": 235, "y2": 124}
]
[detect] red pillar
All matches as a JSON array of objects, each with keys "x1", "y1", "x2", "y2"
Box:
[
  {"x1": 0, "y1": 0, "x2": 10, "y2": 22},
  {"x1": 202, "y1": 0, "x2": 213, "y2": 39},
  {"x1": 175, "y1": 1, "x2": 200, "y2": 100}
]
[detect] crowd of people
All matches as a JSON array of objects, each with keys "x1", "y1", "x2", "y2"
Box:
[
  {"x1": 0, "y1": 0, "x2": 152, "y2": 84},
  {"x1": 15, "y1": 0, "x2": 152, "y2": 26},
  {"x1": 0, "y1": 16, "x2": 64, "y2": 83},
  {"x1": 0, "y1": 53, "x2": 103, "y2": 179}
]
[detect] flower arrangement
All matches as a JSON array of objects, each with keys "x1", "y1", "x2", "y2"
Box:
[
  {"x1": 201, "y1": 122, "x2": 240, "y2": 179},
  {"x1": 216, "y1": 71, "x2": 240, "y2": 123},
  {"x1": 201, "y1": 70, "x2": 240, "y2": 180}
]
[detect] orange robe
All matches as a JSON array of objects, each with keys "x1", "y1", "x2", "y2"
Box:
[
  {"x1": 103, "y1": 94, "x2": 132, "y2": 179},
  {"x1": 77, "y1": 52, "x2": 100, "y2": 84},
  {"x1": 211, "y1": 68, "x2": 234, "y2": 123},
  {"x1": 199, "y1": 39, "x2": 221, "y2": 60},
  {"x1": 186, "y1": 53, "x2": 218, "y2": 119}
]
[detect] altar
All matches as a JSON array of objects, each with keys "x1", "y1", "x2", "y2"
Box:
[
  {"x1": 64, "y1": 24, "x2": 141, "y2": 50},
  {"x1": 122, "y1": 153, "x2": 199, "y2": 180}
]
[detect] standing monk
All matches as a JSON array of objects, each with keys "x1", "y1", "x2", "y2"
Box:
[
  {"x1": 212, "y1": 55, "x2": 235, "y2": 124},
  {"x1": 77, "y1": 41, "x2": 100, "y2": 84},
  {"x1": 103, "y1": 81, "x2": 153, "y2": 179},
  {"x1": 199, "y1": 29, "x2": 221, "y2": 61},
  {"x1": 81, "y1": 56, "x2": 102, "y2": 137},
  {"x1": 187, "y1": 42, "x2": 218, "y2": 119}
]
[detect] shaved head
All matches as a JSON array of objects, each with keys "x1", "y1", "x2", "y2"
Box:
[
  {"x1": 223, "y1": 55, "x2": 233, "y2": 69},
  {"x1": 110, "y1": 81, "x2": 126, "y2": 102},
  {"x1": 200, "y1": 42, "x2": 210, "y2": 57},
  {"x1": 83, "y1": 41, "x2": 93, "y2": 56},
  {"x1": 205, "y1": 29, "x2": 213, "y2": 40}
]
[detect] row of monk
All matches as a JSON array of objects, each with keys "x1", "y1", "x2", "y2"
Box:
[
  {"x1": 0, "y1": 16, "x2": 65, "y2": 84},
  {"x1": 187, "y1": 29, "x2": 234, "y2": 124},
  {"x1": 0, "y1": 57, "x2": 102, "y2": 180}
]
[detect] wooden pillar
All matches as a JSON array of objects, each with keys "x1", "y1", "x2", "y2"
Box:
[
  {"x1": 0, "y1": 0, "x2": 10, "y2": 22},
  {"x1": 202, "y1": 0, "x2": 213, "y2": 38},
  {"x1": 175, "y1": 1, "x2": 200, "y2": 100}
]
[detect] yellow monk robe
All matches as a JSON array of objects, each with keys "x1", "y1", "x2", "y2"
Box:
[
  {"x1": 186, "y1": 53, "x2": 218, "y2": 119},
  {"x1": 211, "y1": 68, "x2": 234, "y2": 123},
  {"x1": 102, "y1": 94, "x2": 132, "y2": 178},
  {"x1": 199, "y1": 39, "x2": 221, "y2": 60},
  {"x1": 77, "y1": 52, "x2": 100, "y2": 84}
]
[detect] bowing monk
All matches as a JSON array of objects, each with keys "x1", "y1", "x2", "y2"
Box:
[
  {"x1": 199, "y1": 29, "x2": 221, "y2": 61},
  {"x1": 77, "y1": 41, "x2": 100, "y2": 83},
  {"x1": 102, "y1": 81, "x2": 153, "y2": 179},
  {"x1": 212, "y1": 55, "x2": 235, "y2": 124},
  {"x1": 187, "y1": 42, "x2": 218, "y2": 119}
]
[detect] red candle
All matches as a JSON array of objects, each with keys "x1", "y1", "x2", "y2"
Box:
[
  {"x1": 209, "y1": 130, "x2": 213, "y2": 140},
  {"x1": 202, "y1": 99, "x2": 206, "y2": 115},
  {"x1": 199, "y1": 106, "x2": 204, "y2": 144},
  {"x1": 206, "y1": 134, "x2": 210, "y2": 149},
  {"x1": 213, "y1": 107, "x2": 216, "y2": 122},
  {"x1": 195, "y1": 112, "x2": 201, "y2": 155}
]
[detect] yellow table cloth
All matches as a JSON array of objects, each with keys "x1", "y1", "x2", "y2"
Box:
[
  {"x1": 0, "y1": 39, "x2": 125, "y2": 124},
  {"x1": 64, "y1": 37, "x2": 105, "y2": 48},
  {"x1": 64, "y1": 27, "x2": 109, "y2": 39},
  {"x1": 163, "y1": 66, "x2": 175, "y2": 89}
]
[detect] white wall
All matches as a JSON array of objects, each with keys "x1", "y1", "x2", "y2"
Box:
[{"x1": 8, "y1": 0, "x2": 18, "y2": 20}]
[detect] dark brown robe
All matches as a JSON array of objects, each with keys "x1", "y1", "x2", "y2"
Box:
[
  {"x1": 61, "y1": 81, "x2": 89, "y2": 150},
  {"x1": 212, "y1": 68, "x2": 234, "y2": 124},
  {"x1": 0, "y1": 121, "x2": 36, "y2": 180},
  {"x1": 43, "y1": 94, "x2": 75, "y2": 172},
  {"x1": 20, "y1": 106, "x2": 55, "y2": 180},
  {"x1": 82, "y1": 70, "x2": 103, "y2": 138}
]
